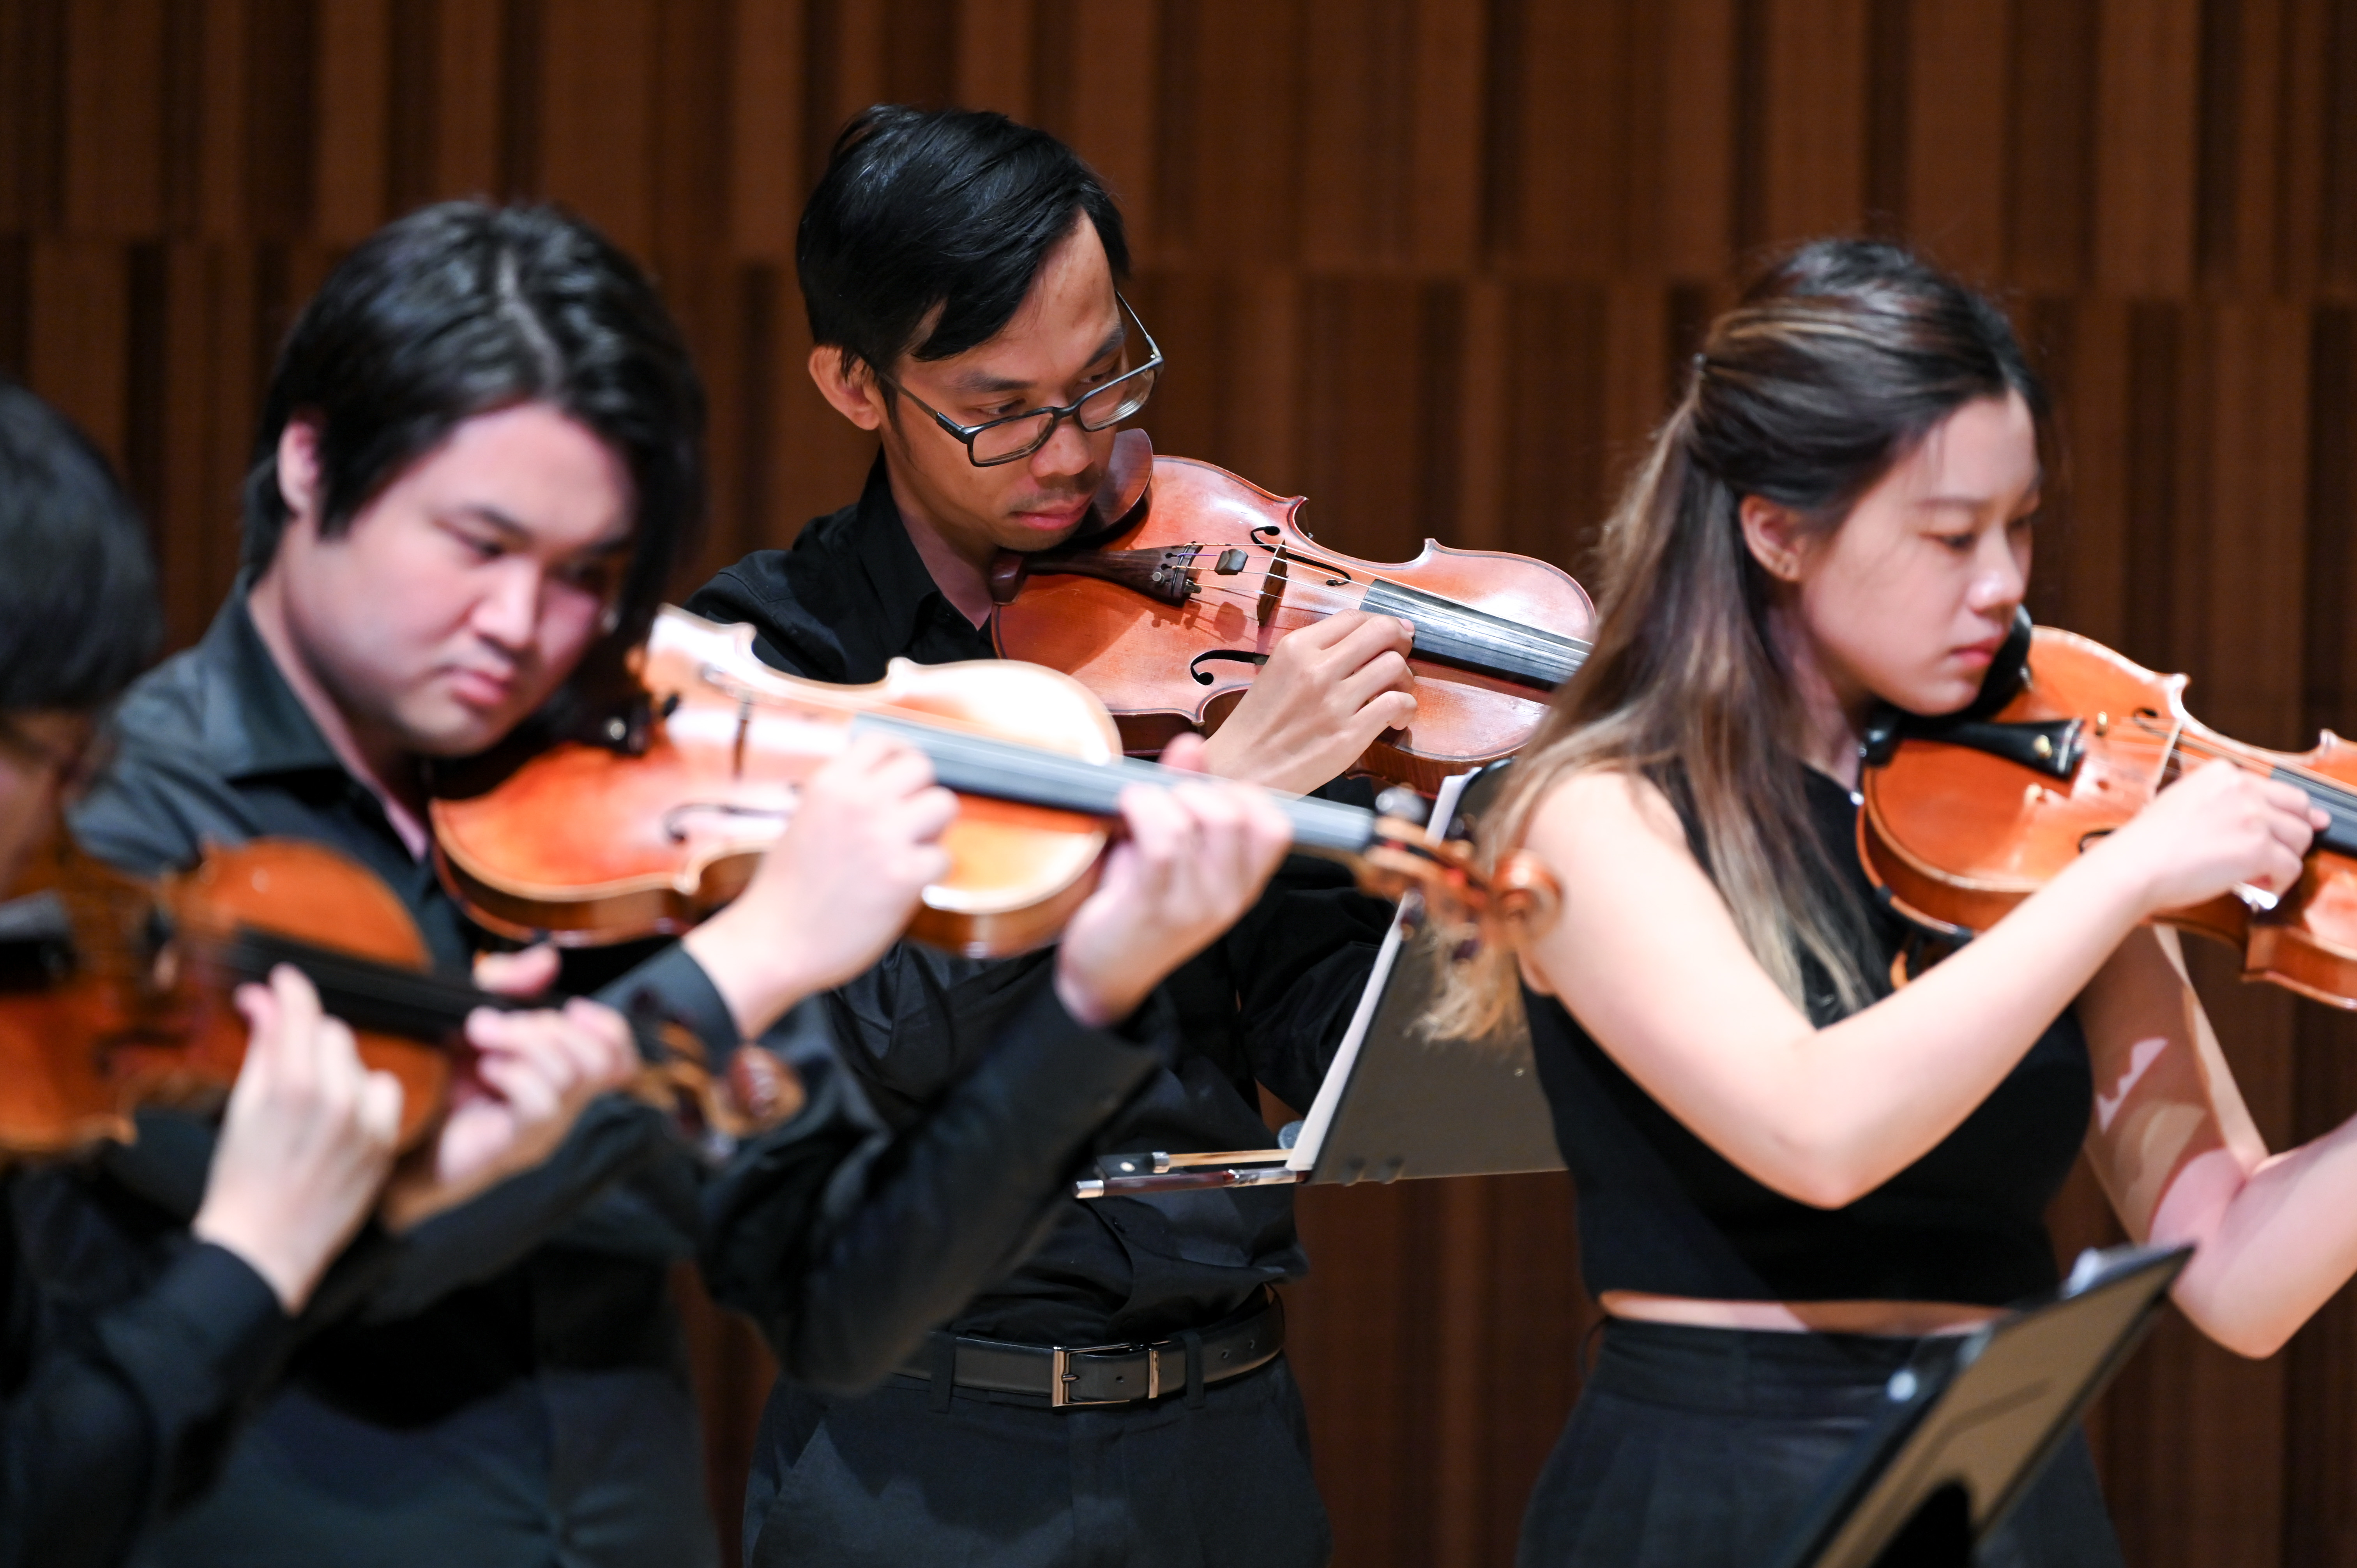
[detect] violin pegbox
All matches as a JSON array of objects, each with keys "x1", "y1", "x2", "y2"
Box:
[
  {"x1": 1352, "y1": 815, "x2": 1560, "y2": 961},
  {"x1": 622, "y1": 1018, "x2": 807, "y2": 1162}
]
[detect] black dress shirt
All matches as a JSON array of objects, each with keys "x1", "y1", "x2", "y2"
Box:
[
  {"x1": 687, "y1": 458, "x2": 1389, "y2": 1349},
  {"x1": 30, "y1": 586, "x2": 1171, "y2": 1568},
  {"x1": 0, "y1": 1175, "x2": 290, "y2": 1568}
]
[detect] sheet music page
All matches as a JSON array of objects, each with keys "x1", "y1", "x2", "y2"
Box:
[{"x1": 1285, "y1": 769, "x2": 1479, "y2": 1173}]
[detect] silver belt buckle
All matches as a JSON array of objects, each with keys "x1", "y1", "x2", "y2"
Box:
[{"x1": 1049, "y1": 1341, "x2": 1151, "y2": 1407}]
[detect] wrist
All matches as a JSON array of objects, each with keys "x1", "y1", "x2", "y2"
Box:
[
  {"x1": 2051, "y1": 838, "x2": 2161, "y2": 929},
  {"x1": 1053, "y1": 953, "x2": 1148, "y2": 1029},
  {"x1": 192, "y1": 1202, "x2": 317, "y2": 1314},
  {"x1": 377, "y1": 1155, "x2": 483, "y2": 1234},
  {"x1": 1196, "y1": 726, "x2": 1250, "y2": 783},
  {"x1": 682, "y1": 907, "x2": 824, "y2": 1041}
]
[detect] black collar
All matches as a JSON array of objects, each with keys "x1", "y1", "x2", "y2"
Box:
[
  {"x1": 841, "y1": 456, "x2": 972, "y2": 652},
  {"x1": 183, "y1": 583, "x2": 347, "y2": 782}
]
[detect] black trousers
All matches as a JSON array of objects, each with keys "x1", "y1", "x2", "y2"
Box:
[
  {"x1": 1518, "y1": 1319, "x2": 2125, "y2": 1568},
  {"x1": 744, "y1": 1354, "x2": 1330, "y2": 1568}
]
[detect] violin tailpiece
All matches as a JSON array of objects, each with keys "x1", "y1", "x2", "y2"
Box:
[{"x1": 1016, "y1": 545, "x2": 1205, "y2": 607}]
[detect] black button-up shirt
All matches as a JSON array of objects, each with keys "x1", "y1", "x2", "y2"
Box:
[
  {"x1": 29, "y1": 586, "x2": 1171, "y2": 1568},
  {"x1": 687, "y1": 458, "x2": 1389, "y2": 1348},
  {"x1": 1, "y1": 1180, "x2": 289, "y2": 1568}
]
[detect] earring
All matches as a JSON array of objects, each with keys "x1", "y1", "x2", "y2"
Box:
[{"x1": 599, "y1": 604, "x2": 622, "y2": 636}]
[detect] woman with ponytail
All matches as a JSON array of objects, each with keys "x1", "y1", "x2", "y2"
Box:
[{"x1": 1441, "y1": 241, "x2": 2357, "y2": 1566}]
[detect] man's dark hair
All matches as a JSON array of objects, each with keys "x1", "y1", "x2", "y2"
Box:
[
  {"x1": 0, "y1": 379, "x2": 160, "y2": 712},
  {"x1": 241, "y1": 201, "x2": 706, "y2": 665},
  {"x1": 798, "y1": 106, "x2": 1131, "y2": 378}
]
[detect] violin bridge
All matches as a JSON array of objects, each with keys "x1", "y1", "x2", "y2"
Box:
[{"x1": 1256, "y1": 553, "x2": 1290, "y2": 626}]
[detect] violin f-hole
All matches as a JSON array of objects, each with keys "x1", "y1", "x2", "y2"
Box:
[{"x1": 1189, "y1": 650, "x2": 1272, "y2": 686}]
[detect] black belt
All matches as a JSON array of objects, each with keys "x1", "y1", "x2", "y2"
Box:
[{"x1": 899, "y1": 1292, "x2": 1284, "y2": 1409}]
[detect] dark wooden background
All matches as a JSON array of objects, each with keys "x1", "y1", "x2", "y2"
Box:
[{"x1": 9, "y1": 1, "x2": 2357, "y2": 1563}]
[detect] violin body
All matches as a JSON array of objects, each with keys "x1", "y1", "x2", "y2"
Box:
[
  {"x1": 428, "y1": 607, "x2": 1559, "y2": 961},
  {"x1": 989, "y1": 433, "x2": 1595, "y2": 796},
  {"x1": 2, "y1": 828, "x2": 804, "y2": 1162},
  {"x1": 2, "y1": 837, "x2": 452, "y2": 1157},
  {"x1": 1861, "y1": 627, "x2": 2357, "y2": 1009},
  {"x1": 431, "y1": 609, "x2": 1124, "y2": 957}
]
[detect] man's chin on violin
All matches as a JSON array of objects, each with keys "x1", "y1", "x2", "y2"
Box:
[{"x1": 804, "y1": 196, "x2": 1418, "y2": 798}]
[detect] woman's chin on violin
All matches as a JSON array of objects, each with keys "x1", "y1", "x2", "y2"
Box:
[{"x1": 1425, "y1": 238, "x2": 2350, "y2": 1568}]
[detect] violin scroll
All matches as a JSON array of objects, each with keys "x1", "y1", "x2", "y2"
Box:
[{"x1": 1350, "y1": 820, "x2": 1560, "y2": 955}]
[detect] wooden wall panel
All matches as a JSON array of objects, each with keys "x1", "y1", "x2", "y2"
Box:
[
  {"x1": 2007, "y1": 0, "x2": 2101, "y2": 289},
  {"x1": 2092, "y1": 0, "x2": 2202, "y2": 295},
  {"x1": 1755, "y1": 0, "x2": 1871, "y2": 245},
  {"x1": 312, "y1": 0, "x2": 389, "y2": 242},
  {"x1": 61, "y1": 0, "x2": 168, "y2": 237},
  {"x1": 1901, "y1": 0, "x2": 2008, "y2": 274},
  {"x1": 16, "y1": 2, "x2": 2357, "y2": 1564},
  {"x1": 728, "y1": 0, "x2": 806, "y2": 259},
  {"x1": 536, "y1": 0, "x2": 657, "y2": 254},
  {"x1": 1047, "y1": 3, "x2": 1159, "y2": 242},
  {"x1": 1495, "y1": 0, "x2": 1630, "y2": 274}
]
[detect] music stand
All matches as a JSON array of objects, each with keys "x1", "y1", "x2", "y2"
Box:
[
  {"x1": 1770, "y1": 1242, "x2": 2189, "y2": 1568},
  {"x1": 1074, "y1": 763, "x2": 1564, "y2": 1200},
  {"x1": 1288, "y1": 761, "x2": 1559, "y2": 1183}
]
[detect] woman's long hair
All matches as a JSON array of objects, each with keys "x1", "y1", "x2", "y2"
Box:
[{"x1": 1431, "y1": 240, "x2": 2046, "y2": 1039}]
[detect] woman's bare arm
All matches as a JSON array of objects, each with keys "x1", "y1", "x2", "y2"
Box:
[
  {"x1": 2079, "y1": 927, "x2": 2357, "y2": 1357},
  {"x1": 1520, "y1": 759, "x2": 2309, "y2": 1209}
]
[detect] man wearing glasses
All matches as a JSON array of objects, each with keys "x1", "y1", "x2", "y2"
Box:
[{"x1": 689, "y1": 106, "x2": 1408, "y2": 1568}]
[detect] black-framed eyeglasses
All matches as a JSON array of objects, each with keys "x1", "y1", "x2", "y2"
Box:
[
  {"x1": 0, "y1": 711, "x2": 114, "y2": 802},
  {"x1": 876, "y1": 294, "x2": 1162, "y2": 467}
]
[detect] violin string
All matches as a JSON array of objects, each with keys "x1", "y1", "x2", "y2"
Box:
[
  {"x1": 1169, "y1": 547, "x2": 1593, "y2": 651},
  {"x1": 1164, "y1": 580, "x2": 1579, "y2": 689},
  {"x1": 1171, "y1": 556, "x2": 1594, "y2": 664},
  {"x1": 2007, "y1": 727, "x2": 2357, "y2": 817},
  {"x1": 673, "y1": 668, "x2": 1376, "y2": 849},
  {"x1": 1170, "y1": 563, "x2": 1593, "y2": 673},
  {"x1": 2169, "y1": 733, "x2": 2357, "y2": 813},
  {"x1": 1258, "y1": 536, "x2": 1585, "y2": 626},
  {"x1": 1172, "y1": 579, "x2": 1371, "y2": 625}
]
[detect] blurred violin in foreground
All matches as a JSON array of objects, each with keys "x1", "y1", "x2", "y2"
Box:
[
  {"x1": 0, "y1": 836, "x2": 800, "y2": 1161},
  {"x1": 1861, "y1": 614, "x2": 2357, "y2": 1008},
  {"x1": 428, "y1": 607, "x2": 1560, "y2": 958},
  {"x1": 987, "y1": 433, "x2": 1597, "y2": 795}
]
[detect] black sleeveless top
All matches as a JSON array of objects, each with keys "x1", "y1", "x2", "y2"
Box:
[{"x1": 1525, "y1": 768, "x2": 2092, "y2": 1306}]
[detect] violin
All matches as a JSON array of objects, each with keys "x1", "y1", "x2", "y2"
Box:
[
  {"x1": 0, "y1": 834, "x2": 801, "y2": 1161},
  {"x1": 987, "y1": 432, "x2": 1597, "y2": 795},
  {"x1": 1859, "y1": 614, "x2": 2357, "y2": 1008},
  {"x1": 427, "y1": 606, "x2": 1558, "y2": 957}
]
